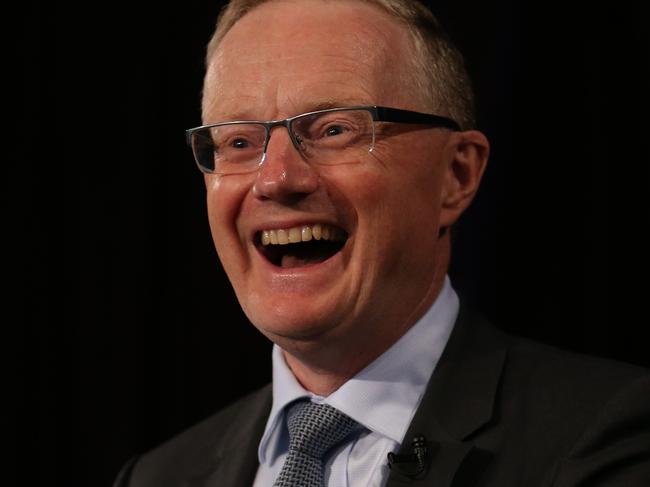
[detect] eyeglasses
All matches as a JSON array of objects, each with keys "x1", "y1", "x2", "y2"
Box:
[{"x1": 186, "y1": 105, "x2": 460, "y2": 175}]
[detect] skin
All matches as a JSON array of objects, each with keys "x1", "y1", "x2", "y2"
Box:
[{"x1": 202, "y1": 0, "x2": 489, "y2": 395}]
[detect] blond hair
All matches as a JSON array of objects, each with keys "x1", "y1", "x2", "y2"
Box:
[{"x1": 205, "y1": 0, "x2": 475, "y2": 129}]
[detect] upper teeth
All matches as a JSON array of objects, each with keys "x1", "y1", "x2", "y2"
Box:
[{"x1": 261, "y1": 224, "x2": 346, "y2": 246}]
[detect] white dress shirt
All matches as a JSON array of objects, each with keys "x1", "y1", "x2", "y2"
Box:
[{"x1": 253, "y1": 276, "x2": 459, "y2": 487}]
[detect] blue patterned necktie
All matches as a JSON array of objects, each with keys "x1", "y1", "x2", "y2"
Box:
[{"x1": 273, "y1": 400, "x2": 360, "y2": 486}]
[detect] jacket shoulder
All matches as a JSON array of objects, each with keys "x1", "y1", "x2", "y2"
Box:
[
  {"x1": 494, "y1": 331, "x2": 650, "y2": 484},
  {"x1": 503, "y1": 331, "x2": 648, "y2": 403},
  {"x1": 122, "y1": 384, "x2": 272, "y2": 487},
  {"x1": 438, "y1": 310, "x2": 650, "y2": 485}
]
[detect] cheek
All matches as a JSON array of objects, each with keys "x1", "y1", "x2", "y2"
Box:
[
  {"x1": 346, "y1": 152, "x2": 445, "y2": 267},
  {"x1": 205, "y1": 176, "x2": 250, "y2": 260},
  {"x1": 205, "y1": 180, "x2": 228, "y2": 240},
  {"x1": 345, "y1": 152, "x2": 443, "y2": 230}
]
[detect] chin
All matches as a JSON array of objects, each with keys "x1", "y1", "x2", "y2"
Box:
[{"x1": 243, "y1": 298, "x2": 342, "y2": 345}]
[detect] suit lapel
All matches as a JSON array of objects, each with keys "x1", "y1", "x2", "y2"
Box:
[
  {"x1": 385, "y1": 306, "x2": 507, "y2": 487},
  {"x1": 184, "y1": 385, "x2": 272, "y2": 487}
]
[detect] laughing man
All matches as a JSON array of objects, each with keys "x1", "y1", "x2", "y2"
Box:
[{"x1": 115, "y1": 1, "x2": 650, "y2": 486}]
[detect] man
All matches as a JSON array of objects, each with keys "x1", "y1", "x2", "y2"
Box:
[{"x1": 115, "y1": 0, "x2": 650, "y2": 485}]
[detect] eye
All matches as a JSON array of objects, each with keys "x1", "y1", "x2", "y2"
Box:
[
  {"x1": 324, "y1": 125, "x2": 347, "y2": 137},
  {"x1": 232, "y1": 138, "x2": 249, "y2": 149}
]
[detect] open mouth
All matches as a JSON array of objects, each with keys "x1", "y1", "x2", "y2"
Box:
[{"x1": 256, "y1": 223, "x2": 348, "y2": 269}]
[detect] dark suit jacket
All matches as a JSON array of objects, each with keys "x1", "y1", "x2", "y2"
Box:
[{"x1": 114, "y1": 307, "x2": 650, "y2": 486}]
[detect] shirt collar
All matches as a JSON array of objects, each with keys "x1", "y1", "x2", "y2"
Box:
[{"x1": 258, "y1": 275, "x2": 459, "y2": 464}]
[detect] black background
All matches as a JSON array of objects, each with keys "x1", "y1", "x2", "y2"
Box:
[{"x1": 9, "y1": 0, "x2": 647, "y2": 486}]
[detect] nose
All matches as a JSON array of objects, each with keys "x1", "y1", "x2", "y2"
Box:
[{"x1": 252, "y1": 126, "x2": 319, "y2": 202}]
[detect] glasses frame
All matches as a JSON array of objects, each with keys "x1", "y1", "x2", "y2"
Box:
[{"x1": 185, "y1": 105, "x2": 461, "y2": 175}]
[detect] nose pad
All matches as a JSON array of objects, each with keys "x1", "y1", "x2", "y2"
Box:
[
  {"x1": 252, "y1": 126, "x2": 319, "y2": 201},
  {"x1": 292, "y1": 133, "x2": 305, "y2": 151}
]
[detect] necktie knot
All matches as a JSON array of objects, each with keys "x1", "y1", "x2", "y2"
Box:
[
  {"x1": 274, "y1": 400, "x2": 360, "y2": 486},
  {"x1": 286, "y1": 401, "x2": 359, "y2": 458}
]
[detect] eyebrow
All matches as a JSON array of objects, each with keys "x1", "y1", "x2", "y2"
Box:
[
  {"x1": 206, "y1": 98, "x2": 373, "y2": 123},
  {"x1": 306, "y1": 98, "x2": 371, "y2": 112}
]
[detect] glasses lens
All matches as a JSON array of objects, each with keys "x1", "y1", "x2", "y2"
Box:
[
  {"x1": 292, "y1": 109, "x2": 374, "y2": 164},
  {"x1": 191, "y1": 123, "x2": 266, "y2": 174}
]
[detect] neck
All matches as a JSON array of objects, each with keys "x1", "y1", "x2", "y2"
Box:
[{"x1": 281, "y1": 234, "x2": 451, "y2": 396}]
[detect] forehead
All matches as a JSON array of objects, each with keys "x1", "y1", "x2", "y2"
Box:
[{"x1": 203, "y1": 0, "x2": 416, "y2": 120}]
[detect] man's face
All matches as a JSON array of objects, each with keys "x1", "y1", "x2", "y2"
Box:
[{"x1": 202, "y1": 0, "x2": 459, "y2": 354}]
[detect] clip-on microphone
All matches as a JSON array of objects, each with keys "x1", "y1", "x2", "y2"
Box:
[{"x1": 387, "y1": 435, "x2": 429, "y2": 479}]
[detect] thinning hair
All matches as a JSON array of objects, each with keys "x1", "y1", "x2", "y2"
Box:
[{"x1": 205, "y1": 0, "x2": 475, "y2": 129}]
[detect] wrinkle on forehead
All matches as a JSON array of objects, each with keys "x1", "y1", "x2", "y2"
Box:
[
  {"x1": 204, "y1": 65, "x2": 378, "y2": 122},
  {"x1": 202, "y1": 0, "x2": 417, "y2": 120}
]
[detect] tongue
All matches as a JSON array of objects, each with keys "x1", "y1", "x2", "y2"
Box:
[
  {"x1": 280, "y1": 253, "x2": 329, "y2": 268},
  {"x1": 272, "y1": 239, "x2": 346, "y2": 268}
]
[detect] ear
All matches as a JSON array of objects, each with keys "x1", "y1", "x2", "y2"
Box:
[{"x1": 439, "y1": 130, "x2": 489, "y2": 228}]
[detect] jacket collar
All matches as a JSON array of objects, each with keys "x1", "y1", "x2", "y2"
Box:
[{"x1": 385, "y1": 305, "x2": 507, "y2": 487}]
